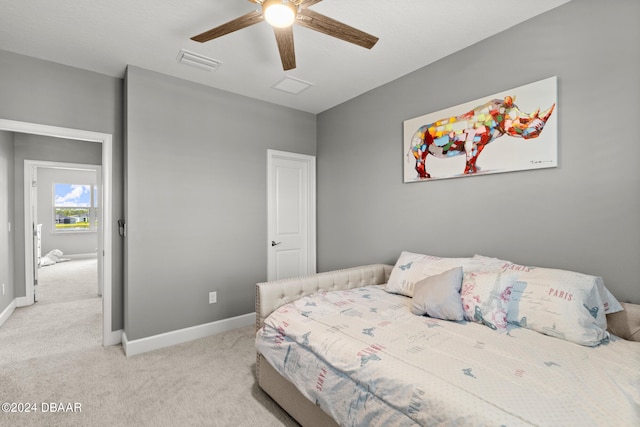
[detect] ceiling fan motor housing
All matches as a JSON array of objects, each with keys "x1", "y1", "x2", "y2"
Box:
[{"x1": 262, "y1": 0, "x2": 298, "y2": 28}]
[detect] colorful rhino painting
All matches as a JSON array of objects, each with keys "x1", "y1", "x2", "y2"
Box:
[{"x1": 403, "y1": 77, "x2": 557, "y2": 182}]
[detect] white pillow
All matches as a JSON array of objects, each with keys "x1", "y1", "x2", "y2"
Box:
[
  {"x1": 386, "y1": 251, "x2": 474, "y2": 297},
  {"x1": 411, "y1": 267, "x2": 464, "y2": 321}
]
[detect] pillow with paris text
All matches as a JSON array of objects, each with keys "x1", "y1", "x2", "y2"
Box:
[
  {"x1": 473, "y1": 255, "x2": 623, "y2": 315},
  {"x1": 503, "y1": 264, "x2": 618, "y2": 346},
  {"x1": 460, "y1": 270, "x2": 516, "y2": 333}
]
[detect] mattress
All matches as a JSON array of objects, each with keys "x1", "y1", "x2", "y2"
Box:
[{"x1": 255, "y1": 285, "x2": 640, "y2": 426}]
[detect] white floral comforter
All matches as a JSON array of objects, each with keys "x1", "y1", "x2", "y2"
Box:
[{"x1": 256, "y1": 285, "x2": 640, "y2": 426}]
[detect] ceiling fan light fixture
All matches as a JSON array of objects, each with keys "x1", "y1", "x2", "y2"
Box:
[{"x1": 263, "y1": 0, "x2": 297, "y2": 28}]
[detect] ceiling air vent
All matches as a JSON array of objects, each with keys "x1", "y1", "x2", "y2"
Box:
[
  {"x1": 272, "y1": 76, "x2": 313, "y2": 95},
  {"x1": 176, "y1": 49, "x2": 221, "y2": 72}
]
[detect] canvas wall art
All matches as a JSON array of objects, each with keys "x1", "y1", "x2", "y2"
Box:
[{"x1": 403, "y1": 76, "x2": 557, "y2": 182}]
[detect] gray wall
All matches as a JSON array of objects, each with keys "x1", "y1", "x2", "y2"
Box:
[
  {"x1": 0, "y1": 51, "x2": 124, "y2": 330},
  {"x1": 37, "y1": 167, "x2": 99, "y2": 256},
  {"x1": 124, "y1": 66, "x2": 316, "y2": 340},
  {"x1": 0, "y1": 131, "x2": 15, "y2": 313},
  {"x1": 317, "y1": 0, "x2": 640, "y2": 304}
]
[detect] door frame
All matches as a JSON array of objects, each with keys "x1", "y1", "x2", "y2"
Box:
[
  {"x1": 267, "y1": 149, "x2": 316, "y2": 281},
  {"x1": 0, "y1": 119, "x2": 117, "y2": 346}
]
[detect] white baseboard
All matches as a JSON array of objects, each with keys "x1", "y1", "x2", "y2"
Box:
[
  {"x1": 16, "y1": 295, "x2": 32, "y2": 307},
  {"x1": 103, "y1": 328, "x2": 123, "y2": 346},
  {"x1": 0, "y1": 299, "x2": 17, "y2": 328},
  {"x1": 122, "y1": 312, "x2": 255, "y2": 357}
]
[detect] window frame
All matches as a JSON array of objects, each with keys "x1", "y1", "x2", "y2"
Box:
[{"x1": 53, "y1": 182, "x2": 98, "y2": 233}]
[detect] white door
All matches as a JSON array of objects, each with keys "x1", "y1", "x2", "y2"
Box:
[{"x1": 267, "y1": 150, "x2": 316, "y2": 281}]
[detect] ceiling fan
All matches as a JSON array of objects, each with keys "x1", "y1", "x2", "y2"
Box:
[{"x1": 190, "y1": 0, "x2": 379, "y2": 71}]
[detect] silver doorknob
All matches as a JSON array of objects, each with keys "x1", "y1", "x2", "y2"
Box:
[{"x1": 271, "y1": 241, "x2": 282, "y2": 246}]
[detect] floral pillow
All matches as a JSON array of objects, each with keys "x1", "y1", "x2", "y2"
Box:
[{"x1": 460, "y1": 270, "x2": 516, "y2": 332}]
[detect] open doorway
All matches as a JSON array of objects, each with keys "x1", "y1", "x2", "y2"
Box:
[
  {"x1": 0, "y1": 118, "x2": 116, "y2": 346},
  {"x1": 32, "y1": 163, "x2": 100, "y2": 310}
]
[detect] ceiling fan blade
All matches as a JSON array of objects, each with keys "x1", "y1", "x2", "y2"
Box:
[
  {"x1": 191, "y1": 10, "x2": 263, "y2": 43},
  {"x1": 296, "y1": 8, "x2": 378, "y2": 49},
  {"x1": 300, "y1": 0, "x2": 323, "y2": 8},
  {"x1": 273, "y1": 26, "x2": 296, "y2": 70}
]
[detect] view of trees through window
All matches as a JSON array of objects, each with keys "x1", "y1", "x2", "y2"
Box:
[{"x1": 54, "y1": 183, "x2": 98, "y2": 231}]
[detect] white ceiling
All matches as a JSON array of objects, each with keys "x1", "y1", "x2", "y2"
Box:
[{"x1": 0, "y1": 0, "x2": 570, "y2": 114}]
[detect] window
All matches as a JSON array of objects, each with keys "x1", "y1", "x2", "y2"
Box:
[{"x1": 54, "y1": 183, "x2": 98, "y2": 232}]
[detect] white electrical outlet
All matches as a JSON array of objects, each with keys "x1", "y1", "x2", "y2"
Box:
[{"x1": 209, "y1": 291, "x2": 217, "y2": 304}]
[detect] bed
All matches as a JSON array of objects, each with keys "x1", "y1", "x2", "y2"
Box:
[{"x1": 255, "y1": 254, "x2": 640, "y2": 426}]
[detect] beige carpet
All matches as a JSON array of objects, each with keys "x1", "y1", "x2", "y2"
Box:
[
  {"x1": 0, "y1": 257, "x2": 298, "y2": 426},
  {"x1": 36, "y1": 254, "x2": 100, "y2": 305}
]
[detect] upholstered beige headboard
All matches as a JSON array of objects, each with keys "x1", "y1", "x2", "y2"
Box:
[
  {"x1": 607, "y1": 302, "x2": 640, "y2": 342},
  {"x1": 255, "y1": 264, "x2": 393, "y2": 330}
]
